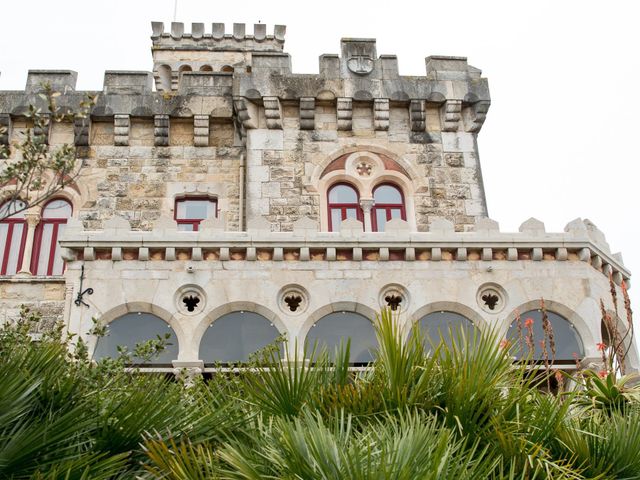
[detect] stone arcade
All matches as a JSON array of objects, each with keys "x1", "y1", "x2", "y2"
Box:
[{"x1": 0, "y1": 22, "x2": 636, "y2": 374}]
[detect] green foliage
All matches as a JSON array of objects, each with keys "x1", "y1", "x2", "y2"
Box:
[{"x1": 2, "y1": 305, "x2": 640, "y2": 478}]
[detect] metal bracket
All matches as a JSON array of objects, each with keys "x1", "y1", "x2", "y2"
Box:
[{"x1": 74, "y1": 264, "x2": 94, "y2": 307}]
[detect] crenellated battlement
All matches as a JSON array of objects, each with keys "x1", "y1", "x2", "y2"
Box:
[
  {"x1": 151, "y1": 22, "x2": 286, "y2": 91},
  {"x1": 151, "y1": 22, "x2": 286, "y2": 49}
]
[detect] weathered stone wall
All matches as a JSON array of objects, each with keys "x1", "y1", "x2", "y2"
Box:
[
  {"x1": 80, "y1": 141, "x2": 241, "y2": 231},
  {"x1": 0, "y1": 281, "x2": 66, "y2": 332}
]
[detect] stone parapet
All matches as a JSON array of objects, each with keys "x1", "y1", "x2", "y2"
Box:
[{"x1": 59, "y1": 216, "x2": 630, "y2": 286}]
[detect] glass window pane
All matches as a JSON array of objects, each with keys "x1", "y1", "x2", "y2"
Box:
[
  {"x1": 6, "y1": 224, "x2": 24, "y2": 275},
  {"x1": 0, "y1": 224, "x2": 8, "y2": 252},
  {"x1": 376, "y1": 209, "x2": 387, "y2": 231},
  {"x1": 507, "y1": 310, "x2": 584, "y2": 360},
  {"x1": 0, "y1": 200, "x2": 27, "y2": 219},
  {"x1": 176, "y1": 200, "x2": 214, "y2": 220},
  {"x1": 51, "y1": 224, "x2": 65, "y2": 275},
  {"x1": 93, "y1": 313, "x2": 179, "y2": 365},
  {"x1": 345, "y1": 208, "x2": 357, "y2": 219},
  {"x1": 42, "y1": 200, "x2": 72, "y2": 219},
  {"x1": 37, "y1": 223, "x2": 54, "y2": 275},
  {"x1": 328, "y1": 184, "x2": 358, "y2": 203},
  {"x1": 374, "y1": 185, "x2": 402, "y2": 204},
  {"x1": 306, "y1": 312, "x2": 377, "y2": 364},
  {"x1": 390, "y1": 208, "x2": 402, "y2": 219},
  {"x1": 178, "y1": 223, "x2": 195, "y2": 232},
  {"x1": 416, "y1": 311, "x2": 477, "y2": 349},
  {"x1": 330, "y1": 209, "x2": 342, "y2": 231},
  {"x1": 199, "y1": 311, "x2": 281, "y2": 363}
]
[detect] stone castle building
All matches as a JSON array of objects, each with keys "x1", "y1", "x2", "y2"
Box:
[{"x1": 0, "y1": 22, "x2": 636, "y2": 373}]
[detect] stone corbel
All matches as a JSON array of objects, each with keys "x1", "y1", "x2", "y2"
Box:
[
  {"x1": 374, "y1": 98, "x2": 389, "y2": 131},
  {"x1": 154, "y1": 114, "x2": 169, "y2": 146},
  {"x1": 73, "y1": 116, "x2": 90, "y2": 146},
  {"x1": 233, "y1": 96, "x2": 258, "y2": 131},
  {"x1": 299, "y1": 97, "x2": 315, "y2": 130},
  {"x1": 463, "y1": 100, "x2": 490, "y2": 133},
  {"x1": 441, "y1": 99, "x2": 462, "y2": 132},
  {"x1": 34, "y1": 114, "x2": 51, "y2": 145},
  {"x1": 263, "y1": 96, "x2": 282, "y2": 130},
  {"x1": 0, "y1": 114, "x2": 11, "y2": 146},
  {"x1": 113, "y1": 114, "x2": 130, "y2": 146},
  {"x1": 337, "y1": 97, "x2": 353, "y2": 131},
  {"x1": 409, "y1": 100, "x2": 425, "y2": 132},
  {"x1": 193, "y1": 115, "x2": 210, "y2": 146}
]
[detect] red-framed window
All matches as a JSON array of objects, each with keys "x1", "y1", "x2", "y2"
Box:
[
  {"x1": 175, "y1": 197, "x2": 217, "y2": 231},
  {"x1": 0, "y1": 200, "x2": 28, "y2": 275},
  {"x1": 371, "y1": 183, "x2": 406, "y2": 232},
  {"x1": 327, "y1": 183, "x2": 362, "y2": 232},
  {"x1": 31, "y1": 199, "x2": 72, "y2": 276}
]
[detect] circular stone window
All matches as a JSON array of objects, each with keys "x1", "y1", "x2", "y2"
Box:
[
  {"x1": 476, "y1": 283, "x2": 507, "y2": 314},
  {"x1": 278, "y1": 284, "x2": 309, "y2": 315},
  {"x1": 175, "y1": 284, "x2": 206, "y2": 315},
  {"x1": 378, "y1": 284, "x2": 410, "y2": 313}
]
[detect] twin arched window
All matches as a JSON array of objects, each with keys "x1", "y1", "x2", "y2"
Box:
[
  {"x1": 0, "y1": 198, "x2": 72, "y2": 276},
  {"x1": 327, "y1": 183, "x2": 406, "y2": 232}
]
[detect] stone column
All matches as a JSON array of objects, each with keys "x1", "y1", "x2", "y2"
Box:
[
  {"x1": 17, "y1": 209, "x2": 41, "y2": 275},
  {"x1": 360, "y1": 198, "x2": 374, "y2": 232}
]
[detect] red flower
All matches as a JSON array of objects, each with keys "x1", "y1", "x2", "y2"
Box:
[
  {"x1": 598, "y1": 370, "x2": 608, "y2": 379},
  {"x1": 524, "y1": 318, "x2": 534, "y2": 328},
  {"x1": 596, "y1": 342, "x2": 606, "y2": 352},
  {"x1": 499, "y1": 339, "x2": 511, "y2": 350}
]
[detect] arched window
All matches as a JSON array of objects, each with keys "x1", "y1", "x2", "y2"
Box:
[
  {"x1": 199, "y1": 311, "x2": 281, "y2": 364},
  {"x1": 372, "y1": 183, "x2": 406, "y2": 232},
  {"x1": 32, "y1": 199, "x2": 72, "y2": 276},
  {"x1": 175, "y1": 197, "x2": 217, "y2": 231},
  {"x1": 415, "y1": 311, "x2": 477, "y2": 349},
  {"x1": 0, "y1": 200, "x2": 27, "y2": 275},
  {"x1": 506, "y1": 310, "x2": 585, "y2": 362},
  {"x1": 93, "y1": 312, "x2": 179, "y2": 365},
  {"x1": 305, "y1": 311, "x2": 377, "y2": 364},
  {"x1": 327, "y1": 183, "x2": 362, "y2": 231}
]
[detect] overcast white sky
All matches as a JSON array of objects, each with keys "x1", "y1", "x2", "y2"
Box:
[{"x1": 2, "y1": 0, "x2": 639, "y2": 314}]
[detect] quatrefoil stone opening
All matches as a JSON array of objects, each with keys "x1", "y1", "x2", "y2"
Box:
[
  {"x1": 182, "y1": 295, "x2": 201, "y2": 312},
  {"x1": 284, "y1": 294, "x2": 303, "y2": 312},
  {"x1": 384, "y1": 294, "x2": 403, "y2": 311}
]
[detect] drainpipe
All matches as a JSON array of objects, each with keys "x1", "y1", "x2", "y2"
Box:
[{"x1": 239, "y1": 152, "x2": 245, "y2": 231}]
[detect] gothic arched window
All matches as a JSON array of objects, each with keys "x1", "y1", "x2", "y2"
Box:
[
  {"x1": 305, "y1": 311, "x2": 377, "y2": 364},
  {"x1": 506, "y1": 310, "x2": 584, "y2": 362},
  {"x1": 372, "y1": 183, "x2": 406, "y2": 232},
  {"x1": 415, "y1": 311, "x2": 477, "y2": 349},
  {"x1": 32, "y1": 199, "x2": 72, "y2": 276},
  {"x1": 93, "y1": 312, "x2": 179, "y2": 365},
  {"x1": 327, "y1": 183, "x2": 362, "y2": 231},
  {"x1": 0, "y1": 200, "x2": 27, "y2": 275},
  {"x1": 199, "y1": 311, "x2": 281, "y2": 364}
]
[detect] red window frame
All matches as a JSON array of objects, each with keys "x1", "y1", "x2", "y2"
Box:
[
  {"x1": 327, "y1": 182, "x2": 363, "y2": 232},
  {"x1": 174, "y1": 197, "x2": 217, "y2": 231},
  {"x1": 0, "y1": 209, "x2": 27, "y2": 275},
  {"x1": 31, "y1": 199, "x2": 72, "y2": 276},
  {"x1": 371, "y1": 183, "x2": 406, "y2": 232}
]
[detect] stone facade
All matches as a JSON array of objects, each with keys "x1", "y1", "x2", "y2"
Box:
[{"x1": 0, "y1": 22, "x2": 636, "y2": 373}]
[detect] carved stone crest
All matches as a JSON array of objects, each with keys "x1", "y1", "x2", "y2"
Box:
[{"x1": 347, "y1": 53, "x2": 374, "y2": 75}]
